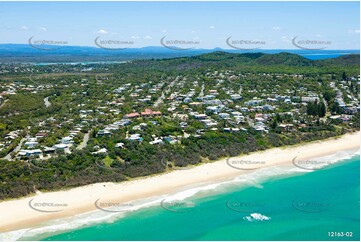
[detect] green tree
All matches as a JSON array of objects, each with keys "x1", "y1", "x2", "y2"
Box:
[
  {"x1": 342, "y1": 71, "x2": 347, "y2": 80},
  {"x1": 318, "y1": 102, "x2": 326, "y2": 117}
]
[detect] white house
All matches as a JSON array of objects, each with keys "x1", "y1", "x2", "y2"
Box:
[
  {"x1": 24, "y1": 141, "x2": 38, "y2": 148},
  {"x1": 61, "y1": 137, "x2": 74, "y2": 144}
]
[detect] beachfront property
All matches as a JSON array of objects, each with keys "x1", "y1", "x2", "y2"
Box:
[{"x1": 0, "y1": 53, "x2": 359, "y2": 169}]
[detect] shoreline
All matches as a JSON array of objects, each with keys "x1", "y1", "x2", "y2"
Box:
[{"x1": 0, "y1": 131, "x2": 359, "y2": 233}]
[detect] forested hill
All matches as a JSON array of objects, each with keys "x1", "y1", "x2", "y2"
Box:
[
  {"x1": 129, "y1": 51, "x2": 360, "y2": 75},
  {"x1": 173, "y1": 51, "x2": 359, "y2": 67}
]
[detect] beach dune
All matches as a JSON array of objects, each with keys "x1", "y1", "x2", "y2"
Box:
[{"x1": 0, "y1": 131, "x2": 359, "y2": 233}]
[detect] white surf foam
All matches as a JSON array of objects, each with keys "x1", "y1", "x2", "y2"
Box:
[
  {"x1": 243, "y1": 213, "x2": 271, "y2": 222},
  {"x1": 0, "y1": 195, "x2": 172, "y2": 241},
  {"x1": 1, "y1": 150, "x2": 358, "y2": 240},
  {"x1": 294, "y1": 149, "x2": 359, "y2": 170}
]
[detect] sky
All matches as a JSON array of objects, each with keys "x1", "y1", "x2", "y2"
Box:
[{"x1": 0, "y1": 1, "x2": 359, "y2": 50}]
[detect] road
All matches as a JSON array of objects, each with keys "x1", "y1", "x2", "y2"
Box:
[
  {"x1": 3, "y1": 137, "x2": 26, "y2": 160},
  {"x1": 44, "y1": 97, "x2": 51, "y2": 107},
  {"x1": 228, "y1": 78, "x2": 242, "y2": 94},
  {"x1": 77, "y1": 132, "x2": 90, "y2": 150},
  {"x1": 238, "y1": 85, "x2": 243, "y2": 94},
  {"x1": 0, "y1": 99, "x2": 8, "y2": 109},
  {"x1": 153, "y1": 92, "x2": 166, "y2": 108},
  {"x1": 153, "y1": 76, "x2": 179, "y2": 108},
  {"x1": 246, "y1": 116, "x2": 254, "y2": 128},
  {"x1": 198, "y1": 83, "x2": 205, "y2": 97}
]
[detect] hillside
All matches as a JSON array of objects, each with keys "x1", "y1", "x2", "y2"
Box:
[{"x1": 189, "y1": 51, "x2": 359, "y2": 67}]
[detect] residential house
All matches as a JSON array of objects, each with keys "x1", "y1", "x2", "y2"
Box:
[
  {"x1": 125, "y1": 112, "x2": 140, "y2": 119},
  {"x1": 141, "y1": 109, "x2": 162, "y2": 117},
  {"x1": 24, "y1": 140, "x2": 38, "y2": 148},
  {"x1": 127, "y1": 134, "x2": 143, "y2": 142},
  {"x1": 97, "y1": 130, "x2": 112, "y2": 137}
]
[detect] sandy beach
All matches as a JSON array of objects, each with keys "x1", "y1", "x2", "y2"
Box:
[{"x1": 0, "y1": 131, "x2": 359, "y2": 233}]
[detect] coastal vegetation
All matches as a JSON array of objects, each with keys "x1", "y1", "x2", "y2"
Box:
[{"x1": 0, "y1": 52, "x2": 359, "y2": 199}]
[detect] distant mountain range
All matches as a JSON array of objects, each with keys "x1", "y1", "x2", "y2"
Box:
[{"x1": 0, "y1": 44, "x2": 359, "y2": 63}]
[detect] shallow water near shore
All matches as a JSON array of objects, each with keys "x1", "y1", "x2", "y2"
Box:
[{"x1": 10, "y1": 151, "x2": 359, "y2": 241}]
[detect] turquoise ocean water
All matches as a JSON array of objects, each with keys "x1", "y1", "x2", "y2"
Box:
[{"x1": 6, "y1": 152, "x2": 360, "y2": 241}]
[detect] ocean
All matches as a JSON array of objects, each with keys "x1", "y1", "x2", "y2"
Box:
[{"x1": 3, "y1": 151, "x2": 359, "y2": 241}]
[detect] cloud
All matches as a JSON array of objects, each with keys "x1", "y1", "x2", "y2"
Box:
[
  {"x1": 144, "y1": 35, "x2": 152, "y2": 39},
  {"x1": 161, "y1": 29, "x2": 167, "y2": 33},
  {"x1": 39, "y1": 27, "x2": 47, "y2": 32},
  {"x1": 209, "y1": 25, "x2": 215, "y2": 29},
  {"x1": 20, "y1": 26, "x2": 28, "y2": 30},
  {"x1": 131, "y1": 36, "x2": 140, "y2": 39},
  {"x1": 281, "y1": 36, "x2": 291, "y2": 43},
  {"x1": 348, "y1": 29, "x2": 360, "y2": 34},
  {"x1": 316, "y1": 34, "x2": 322, "y2": 37},
  {"x1": 272, "y1": 26, "x2": 281, "y2": 30},
  {"x1": 96, "y1": 29, "x2": 108, "y2": 34}
]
